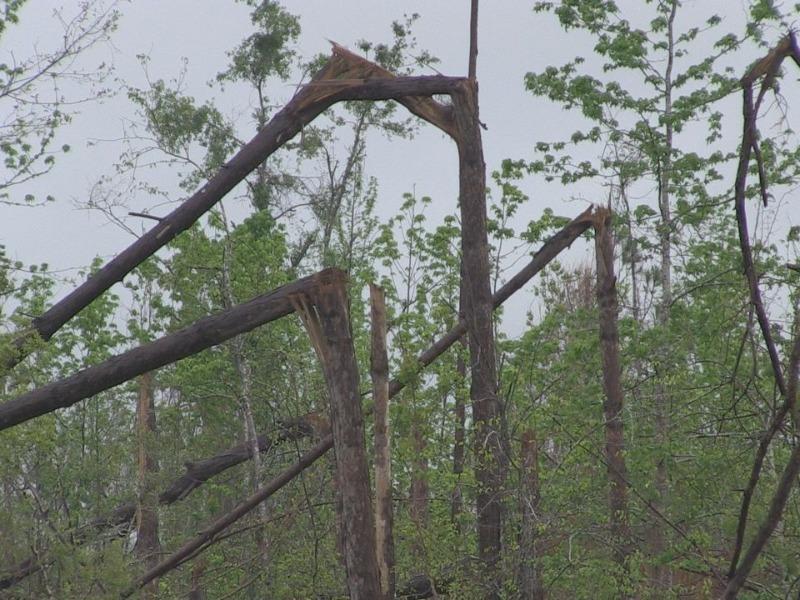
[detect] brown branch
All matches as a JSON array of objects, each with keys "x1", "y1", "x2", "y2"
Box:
[
  {"x1": 120, "y1": 434, "x2": 335, "y2": 598},
  {"x1": 122, "y1": 208, "x2": 594, "y2": 595},
  {"x1": 0, "y1": 269, "x2": 343, "y2": 430},
  {"x1": 1, "y1": 46, "x2": 460, "y2": 372},
  {"x1": 0, "y1": 412, "x2": 324, "y2": 590},
  {"x1": 728, "y1": 32, "x2": 800, "y2": 582}
]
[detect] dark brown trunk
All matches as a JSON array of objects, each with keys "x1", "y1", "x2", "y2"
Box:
[
  {"x1": 2, "y1": 50, "x2": 462, "y2": 372},
  {"x1": 292, "y1": 273, "x2": 380, "y2": 600},
  {"x1": 518, "y1": 429, "x2": 544, "y2": 600},
  {"x1": 370, "y1": 285, "x2": 395, "y2": 600},
  {"x1": 452, "y1": 80, "x2": 504, "y2": 599},
  {"x1": 3, "y1": 209, "x2": 593, "y2": 591},
  {"x1": 594, "y1": 208, "x2": 632, "y2": 570},
  {"x1": 135, "y1": 372, "x2": 161, "y2": 599},
  {"x1": 0, "y1": 269, "x2": 341, "y2": 430},
  {"x1": 410, "y1": 408, "x2": 430, "y2": 531},
  {"x1": 451, "y1": 341, "x2": 467, "y2": 527}
]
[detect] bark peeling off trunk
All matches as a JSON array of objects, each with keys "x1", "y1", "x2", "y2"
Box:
[{"x1": 292, "y1": 271, "x2": 380, "y2": 600}]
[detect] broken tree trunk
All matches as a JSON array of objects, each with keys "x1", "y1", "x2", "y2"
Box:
[
  {"x1": 117, "y1": 209, "x2": 594, "y2": 596},
  {"x1": 370, "y1": 284, "x2": 395, "y2": 600},
  {"x1": 1, "y1": 46, "x2": 461, "y2": 372},
  {"x1": 0, "y1": 269, "x2": 344, "y2": 430},
  {"x1": 134, "y1": 372, "x2": 161, "y2": 600},
  {"x1": 594, "y1": 208, "x2": 632, "y2": 570},
  {"x1": 292, "y1": 272, "x2": 380, "y2": 600},
  {"x1": 452, "y1": 79, "x2": 504, "y2": 599},
  {"x1": 2, "y1": 209, "x2": 596, "y2": 592}
]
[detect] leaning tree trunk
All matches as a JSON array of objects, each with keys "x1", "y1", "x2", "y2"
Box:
[{"x1": 292, "y1": 272, "x2": 381, "y2": 599}]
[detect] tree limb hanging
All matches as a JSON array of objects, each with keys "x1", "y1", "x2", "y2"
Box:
[
  {"x1": 121, "y1": 207, "x2": 594, "y2": 595},
  {"x1": 1, "y1": 46, "x2": 460, "y2": 372},
  {"x1": 727, "y1": 32, "x2": 800, "y2": 590}
]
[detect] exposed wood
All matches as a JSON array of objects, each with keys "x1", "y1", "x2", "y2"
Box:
[
  {"x1": 292, "y1": 273, "x2": 380, "y2": 599},
  {"x1": 1, "y1": 47, "x2": 460, "y2": 372},
  {"x1": 1, "y1": 208, "x2": 594, "y2": 592},
  {"x1": 134, "y1": 372, "x2": 161, "y2": 599},
  {"x1": 115, "y1": 209, "x2": 593, "y2": 594},
  {"x1": 452, "y1": 78, "x2": 504, "y2": 599},
  {"x1": 0, "y1": 269, "x2": 343, "y2": 430},
  {"x1": 517, "y1": 429, "x2": 544, "y2": 600},
  {"x1": 594, "y1": 207, "x2": 632, "y2": 570},
  {"x1": 370, "y1": 284, "x2": 395, "y2": 600},
  {"x1": 0, "y1": 209, "x2": 593, "y2": 594}
]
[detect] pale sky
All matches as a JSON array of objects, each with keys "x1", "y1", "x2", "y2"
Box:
[{"x1": 2, "y1": 1, "x2": 797, "y2": 329}]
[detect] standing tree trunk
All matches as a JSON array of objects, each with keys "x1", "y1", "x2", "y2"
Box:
[
  {"x1": 451, "y1": 338, "x2": 467, "y2": 527},
  {"x1": 651, "y1": 2, "x2": 677, "y2": 590},
  {"x1": 452, "y1": 78, "x2": 505, "y2": 598},
  {"x1": 135, "y1": 372, "x2": 161, "y2": 599},
  {"x1": 220, "y1": 227, "x2": 270, "y2": 579},
  {"x1": 518, "y1": 428, "x2": 544, "y2": 600},
  {"x1": 370, "y1": 284, "x2": 395, "y2": 600},
  {"x1": 293, "y1": 271, "x2": 380, "y2": 599},
  {"x1": 595, "y1": 208, "x2": 633, "y2": 572}
]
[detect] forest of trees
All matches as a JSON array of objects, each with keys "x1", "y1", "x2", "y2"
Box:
[{"x1": 2, "y1": 1, "x2": 800, "y2": 598}]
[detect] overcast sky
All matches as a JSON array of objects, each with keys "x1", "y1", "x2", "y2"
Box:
[{"x1": 2, "y1": 1, "x2": 797, "y2": 329}]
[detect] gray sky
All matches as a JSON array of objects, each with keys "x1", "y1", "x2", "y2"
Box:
[{"x1": 2, "y1": 1, "x2": 797, "y2": 329}]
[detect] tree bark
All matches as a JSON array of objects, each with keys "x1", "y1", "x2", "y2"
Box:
[
  {"x1": 114, "y1": 209, "x2": 593, "y2": 596},
  {"x1": 517, "y1": 428, "x2": 544, "y2": 600},
  {"x1": 0, "y1": 269, "x2": 342, "y2": 430},
  {"x1": 135, "y1": 372, "x2": 161, "y2": 599},
  {"x1": 452, "y1": 79, "x2": 504, "y2": 599},
  {"x1": 370, "y1": 284, "x2": 395, "y2": 600},
  {"x1": 595, "y1": 207, "x2": 633, "y2": 572},
  {"x1": 451, "y1": 341, "x2": 467, "y2": 527},
  {"x1": 292, "y1": 272, "x2": 380, "y2": 600},
  {"x1": 1, "y1": 46, "x2": 461, "y2": 372}
]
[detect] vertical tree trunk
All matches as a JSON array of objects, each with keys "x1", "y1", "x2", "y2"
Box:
[
  {"x1": 595, "y1": 208, "x2": 633, "y2": 572},
  {"x1": 452, "y1": 79, "x2": 504, "y2": 599},
  {"x1": 518, "y1": 428, "x2": 544, "y2": 600},
  {"x1": 293, "y1": 271, "x2": 380, "y2": 599},
  {"x1": 220, "y1": 232, "x2": 270, "y2": 575},
  {"x1": 370, "y1": 284, "x2": 395, "y2": 600},
  {"x1": 410, "y1": 407, "x2": 430, "y2": 531},
  {"x1": 451, "y1": 340, "x2": 467, "y2": 527},
  {"x1": 135, "y1": 372, "x2": 161, "y2": 599},
  {"x1": 652, "y1": 3, "x2": 677, "y2": 590}
]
